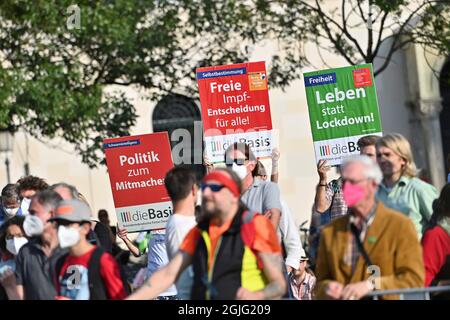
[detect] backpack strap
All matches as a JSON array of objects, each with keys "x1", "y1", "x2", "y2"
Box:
[
  {"x1": 118, "y1": 263, "x2": 132, "y2": 296},
  {"x1": 240, "y1": 210, "x2": 264, "y2": 270},
  {"x1": 349, "y1": 223, "x2": 373, "y2": 267},
  {"x1": 53, "y1": 252, "x2": 70, "y2": 291},
  {"x1": 87, "y1": 229, "x2": 101, "y2": 247},
  {"x1": 87, "y1": 247, "x2": 108, "y2": 300}
]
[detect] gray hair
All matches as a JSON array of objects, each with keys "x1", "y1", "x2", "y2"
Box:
[
  {"x1": 34, "y1": 190, "x2": 63, "y2": 211},
  {"x1": 1, "y1": 183, "x2": 20, "y2": 203},
  {"x1": 341, "y1": 155, "x2": 383, "y2": 184},
  {"x1": 50, "y1": 182, "x2": 79, "y2": 200}
]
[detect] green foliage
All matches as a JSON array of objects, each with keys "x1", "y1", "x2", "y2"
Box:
[
  {"x1": 0, "y1": 0, "x2": 448, "y2": 167},
  {"x1": 0, "y1": 0, "x2": 262, "y2": 167},
  {"x1": 248, "y1": 0, "x2": 449, "y2": 77},
  {"x1": 418, "y1": 3, "x2": 450, "y2": 55}
]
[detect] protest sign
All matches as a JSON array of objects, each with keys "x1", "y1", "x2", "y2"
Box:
[
  {"x1": 197, "y1": 61, "x2": 273, "y2": 163},
  {"x1": 304, "y1": 63, "x2": 382, "y2": 166},
  {"x1": 103, "y1": 132, "x2": 173, "y2": 232}
]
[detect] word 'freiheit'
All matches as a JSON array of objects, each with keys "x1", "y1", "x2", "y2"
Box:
[{"x1": 119, "y1": 151, "x2": 160, "y2": 166}]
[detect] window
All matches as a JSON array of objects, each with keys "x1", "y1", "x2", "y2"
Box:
[{"x1": 152, "y1": 93, "x2": 205, "y2": 180}]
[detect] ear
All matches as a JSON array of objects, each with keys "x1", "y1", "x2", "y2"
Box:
[
  {"x1": 369, "y1": 180, "x2": 378, "y2": 193},
  {"x1": 192, "y1": 184, "x2": 199, "y2": 198},
  {"x1": 81, "y1": 223, "x2": 91, "y2": 235},
  {"x1": 400, "y1": 157, "x2": 407, "y2": 167}
]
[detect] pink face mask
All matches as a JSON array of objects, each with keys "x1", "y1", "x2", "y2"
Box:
[{"x1": 342, "y1": 181, "x2": 366, "y2": 207}]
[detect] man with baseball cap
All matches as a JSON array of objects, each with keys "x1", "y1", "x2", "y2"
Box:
[
  {"x1": 127, "y1": 168, "x2": 286, "y2": 300},
  {"x1": 50, "y1": 199, "x2": 127, "y2": 300}
]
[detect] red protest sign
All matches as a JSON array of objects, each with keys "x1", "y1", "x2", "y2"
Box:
[
  {"x1": 197, "y1": 61, "x2": 273, "y2": 163},
  {"x1": 103, "y1": 132, "x2": 173, "y2": 232}
]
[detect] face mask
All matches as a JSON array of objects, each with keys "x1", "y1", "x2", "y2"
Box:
[
  {"x1": 342, "y1": 182, "x2": 366, "y2": 207},
  {"x1": 232, "y1": 163, "x2": 248, "y2": 180},
  {"x1": 4, "y1": 207, "x2": 19, "y2": 218},
  {"x1": 58, "y1": 225, "x2": 81, "y2": 248},
  {"x1": 20, "y1": 198, "x2": 32, "y2": 216},
  {"x1": 23, "y1": 214, "x2": 44, "y2": 237},
  {"x1": 6, "y1": 237, "x2": 28, "y2": 256}
]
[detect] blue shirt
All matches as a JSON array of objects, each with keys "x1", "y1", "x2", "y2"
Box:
[{"x1": 145, "y1": 230, "x2": 177, "y2": 297}]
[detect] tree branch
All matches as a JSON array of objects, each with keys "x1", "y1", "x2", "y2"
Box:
[
  {"x1": 374, "y1": 37, "x2": 415, "y2": 76},
  {"x1": 357, "y1": 0, "x2": 367, "y2": 23},
  {"x1": 373, "y1": 1, "x2": 434, "y2": 75},
  {"x1": 93, "y1": 55, "x2": 110, "y2": 85},
  {"x1": 312, "y1": 1, "x2": 356, "y2": 65},
  {"x1": 371, "y1": 10, "x2": 389, "y2": 61},
  {"x1": 315, "y1": 38, "x2": 333, "y2": 69},
  {"x1": 312, "y1": 0, "x2": 367, "y2": 60},
  {"x1": 102, "y1": 80, "x2": 132, "y2": 86},
  {"x1": 367, "y1": 0, "x2": 374, "y2": 60},
  {"x1": 395, "y1": 1, "x2": 437, "y2": 37}
]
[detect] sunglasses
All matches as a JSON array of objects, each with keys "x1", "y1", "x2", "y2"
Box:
[
  {"x1": 225, "y1": 158, "x2": 247, "y2": 167},
  {"x1": 200, "y1": 183, "x2": 225, "y2": 192}
]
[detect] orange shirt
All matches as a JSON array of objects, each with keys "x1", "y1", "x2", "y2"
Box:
[{"x1": 180, "y1": 213, "x2": 281, "y2": 269}]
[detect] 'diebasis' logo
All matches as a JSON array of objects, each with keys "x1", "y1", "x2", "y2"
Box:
[
  {"x1": 120, "y1": 207, "x2": 173, "y2": 223},
  {"x1": 210, "y1": 136, "x2": 271, "y2": 153},
  {"x1": 319, "y1": 141, "x2": 360, "y2": 157}
]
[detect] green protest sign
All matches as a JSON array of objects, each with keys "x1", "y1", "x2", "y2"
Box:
[{"x1": 303, "y1": 63, "x2": 382, "y2": 166}]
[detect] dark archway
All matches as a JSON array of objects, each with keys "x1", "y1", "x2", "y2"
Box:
[
  {"x1": 152, "y1": 93, "x2": 205, "y2": 180},
  {"x1": 439, "y1": 59, "x2": 450, "y2": 172}
]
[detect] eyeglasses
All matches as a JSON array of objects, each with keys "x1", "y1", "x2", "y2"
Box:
[
  {"x1": 6, "y1": 234, "x2": 24, "y2": 240},
  {"x1": 225, "y1": 158, "x2": 247, "y2": 167},
  {"x1": 200, "y1": 183, "x2": 225, "y2": 192}
]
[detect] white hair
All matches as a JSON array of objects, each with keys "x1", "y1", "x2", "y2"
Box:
[{"x1": 341, "y1": 155, "x2": 383, "y2": 184}]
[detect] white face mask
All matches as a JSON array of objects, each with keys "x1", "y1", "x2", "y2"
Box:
[
  {"x1": 232, "y1": 163, "x2": 248, "y2": 180},
  {"x1": 20, "y1": 198, "x2": 32, "y2": 216},
  {"x1": 4, "y1": 207, "x2": 19, "y2": 218},
  {"x1": 23, "y1": 214, "x2": 44, "y2": 237},
  {"x1": 58, "y1": 225, "x2": 81, "y2": 248},
  {"x1": 6, "y1": 237, "x2": 28, "y2": 256}
]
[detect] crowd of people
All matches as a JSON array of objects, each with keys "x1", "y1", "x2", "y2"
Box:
[{"x1": 0, "y1": 132, "x2": 449, "y2": 300}]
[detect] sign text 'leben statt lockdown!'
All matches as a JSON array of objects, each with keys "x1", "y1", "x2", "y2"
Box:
[
  {"x1": 304, "y1": 64, "x2": 382, "y2": 166},
  {"x1": 197, "y1": 61, "x2": 273, "y2": 163},
  {"x1": 103, "y1": 132, "x2": 174, "y2": 232}
]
